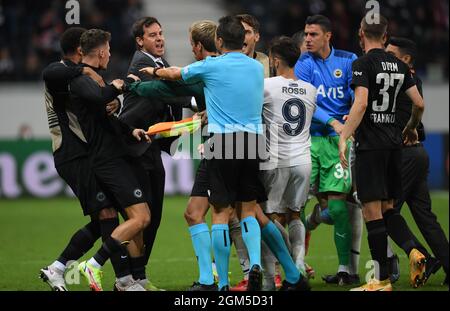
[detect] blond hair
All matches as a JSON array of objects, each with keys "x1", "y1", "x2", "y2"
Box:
[{"x1": 189, "y1": 20, "x2": 217, "y2": 52}]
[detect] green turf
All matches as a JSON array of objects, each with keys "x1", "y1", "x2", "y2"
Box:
[{"x1": 0, "y1": 192, "x2": 448, "y2": 291}]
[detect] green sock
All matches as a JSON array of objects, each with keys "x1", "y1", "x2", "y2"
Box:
[{"x1": 328, "y1": 199, "x2": 351, "y2": 266}]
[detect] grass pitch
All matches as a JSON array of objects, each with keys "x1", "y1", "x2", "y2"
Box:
[{"x1": 0, "y1": 192, "x2": 448, "y2": 291}]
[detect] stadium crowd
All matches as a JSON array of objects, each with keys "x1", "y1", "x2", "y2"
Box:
[
  {"x1": 225, "y1": 0, "x2": 449, "y2": 80},
  {"x1": 0, "y1": 0, "x2": 143, "y2": 81}
]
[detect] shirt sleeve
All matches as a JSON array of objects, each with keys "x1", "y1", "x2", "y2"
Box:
[
  {"x1": 350, "y1": 58, "x2": 370, "y2": 90},
  {"x1": 312, "y1": 106, "x2": 334, "y2": 125},
  {"x1": 347, "y1": 54, "x2": 358, "y2": 101},
  {"x1": 400, "y1": 67, "x2": 416, "y2": 92},
  {"x1": 181, "y1": 59, "x2": 208, "y2": 83},
  {"x1": 70, "y1": 76, "x2": 120, "y2": 106},
  {"x1": 294, "y1": 54, "x2": 313, "y2": 84}
]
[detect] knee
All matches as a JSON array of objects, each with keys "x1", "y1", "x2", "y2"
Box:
[
  {"x1": 184, "y1": 204, "x2": 204, "y2": 226},
  {"x1": 184, "y1": 201, "x2": 205, "y2": 226},
  {"x1": 98, "y1": 207, "x2": 118, "y2": 220},
  {"x1": 133, "y1": 209, "x2": 151, "y2": 231},
  {"x1": 141, "y1": 211, "x2": 151, "y2": 229},
  {"x1": 329, "y1": 205, "x2": 349, "y2": 222}
]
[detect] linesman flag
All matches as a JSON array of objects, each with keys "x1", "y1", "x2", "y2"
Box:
[{"x1": 147, "y1": 117, "x2": 201, "y2": 138}]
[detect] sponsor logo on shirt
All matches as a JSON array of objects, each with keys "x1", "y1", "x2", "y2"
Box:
[{"x1": 353, "y1": 71, "x2": 363, "y2": 76}]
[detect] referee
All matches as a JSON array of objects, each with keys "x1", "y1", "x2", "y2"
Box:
[{"x1": 386, "y1": 37, "x2": 449, "y2": 285}]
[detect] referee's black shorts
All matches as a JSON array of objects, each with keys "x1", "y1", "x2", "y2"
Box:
[
  {"x1": 92, "y1": 157, "x2": 150, "y2": 209},
  {"x1": 355, "y1": 148, "x2": 403, "y2": 203},
  {"x1": 190, "y1": 158, "x2": 268, "y2": 204},
  {"x1": 204, "y1": 132, "x2": 264, "y2": 207},
  {"x1": 190, "y1": 159, "x2": 209, "y2": 198},
  {"x1": 56, "y1": 157, "x2": 113, "y2": 216}
]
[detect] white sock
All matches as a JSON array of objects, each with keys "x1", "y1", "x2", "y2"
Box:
[
  {"x1": 348, "y1": 201, "x2": 363, "y2": 275},
  {"x1": 87, "y1": 258, "x2": 102, "y2": 269},
  {"x1": 288, "y1": 219, "x2": 306, "y2": 272},
  {"x1": 229, "y1": 217, "x2": 250, "y2": 278},
  {"x1": 117, "y1": 274, "x2": 134, "y2": 286},
  {"x1": 261, "y1": 241, "x2": 276, "y2": 290},
  {"x1": 50, "y1": 260, "x2": 66, "y2": 273},
  {"x1": 387, "y1": 240, "x2": 395, "y2": 258},
  {"x1": 338, "y1": 265, "x2": 350, "y2": 273}
]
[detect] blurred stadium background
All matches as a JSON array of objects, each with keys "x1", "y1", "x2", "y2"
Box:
[{"x1": 0, "y1": 0, "x2": 448, "y2": 291}]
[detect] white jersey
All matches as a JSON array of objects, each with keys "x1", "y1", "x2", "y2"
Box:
[{"x1": 261, "y1": 76, "x2": 317, "y2": 170}]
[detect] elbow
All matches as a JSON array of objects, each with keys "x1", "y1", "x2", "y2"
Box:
[{"x1": 416, "y1": 98, "x2": 425, "y2": 112}]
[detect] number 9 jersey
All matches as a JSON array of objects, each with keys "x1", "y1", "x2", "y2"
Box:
[
  {"x1": 351, "y1": 48, "x2": 416, "y2": 150},
  {"x1": 261, "y1": 76, "x2": 317, "y2": 170}
]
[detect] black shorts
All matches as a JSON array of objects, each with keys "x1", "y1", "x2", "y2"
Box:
[
  {"x1": 190, "y1": 158, "x2": 268, "y2": 203},
  {"x1": 190, "y1": 159, "x2": 209, "y2": 197},
  {"x1": 355, "y1": 149, "x2": 403, "y2": 203},
  {"x1": 56, "y1": 158, "x2": 113, "y2": 216},
  {"x1": 92, "y1": 157, "x2": 150, "y2": 208}
]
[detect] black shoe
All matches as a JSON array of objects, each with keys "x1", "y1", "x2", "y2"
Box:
[
  {"x1": 219, "y1": 285, "x2": 229, "y2": 291},
  {"x1": 349, "y1": 274, "x2": 361, "y2": 285},
  {"x1": 423, "y1": 257, "x2": 441, "y2": 284},
  {"x1": 188, "y1": 282, "x2": 218, "y2": 291},
  {"x1": 247, "y1": 265, "x2": 262, "y2": 291},
  {"x1": 279, "y1": 277, "x2": 311, "y2": 291},
  {"x1": 322, "y1": 272, "x2": 352, "y2": 285},
  {"x1": 388, "y1": 255, "x2": 400, "y2": 283}
]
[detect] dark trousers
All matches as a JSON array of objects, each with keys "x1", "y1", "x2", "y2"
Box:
[
  {"x1": 140, "y1": 147, "x2": 166, "y2": 265},
  {"x1": 394, "y1": 144, "x2": 449, "y2": 274}
]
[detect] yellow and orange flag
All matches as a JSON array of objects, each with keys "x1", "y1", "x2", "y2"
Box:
[{"x1": 147, "y1": 117, "x2": 201, "y2": 138}]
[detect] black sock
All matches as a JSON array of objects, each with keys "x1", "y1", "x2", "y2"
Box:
[
  {"x1": 366, "y1": 219, "x2": 389, "y2": 281},
  {"x1": 383, "y1": 209, "x2": 417, "y2": 256},
  {"x1": 129, "y1": 256, "x2": 147, "y2": 280},
  {"x1": 93, "y1": 236, "x2": 125, "y2": 267},
  {"x1": 57, "y1": 220, "x2": 101, "y2": 265},
  {"x1": 99, "y1": 218, "x2": 131, "y2": 278}
]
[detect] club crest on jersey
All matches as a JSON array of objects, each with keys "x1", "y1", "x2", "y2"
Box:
[
  {"x1": 334, "y1": 69, "x2": 343, "y2": 78},
  {"x1": 96, "y1": 192, "x2": 106, "y2": 202},
  {"x1": 134, "y1": 189, "x2": 143, "y2": 198}
]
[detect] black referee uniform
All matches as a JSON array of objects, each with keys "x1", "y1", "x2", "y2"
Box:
[{"x1": 394, "y1": 73, "x2": 449, "y2": 278}]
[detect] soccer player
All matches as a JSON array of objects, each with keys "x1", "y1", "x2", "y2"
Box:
[
  {"x1": 236, "y1": 14, "x2": 270, "y2": 78},
  {"x1": 64, "y1": 29, "x2": 152, "y2": 291},
  {"x1": 40, "y1": 27, "x2": 143, "y2": 291},
  {"x1": 259, "y1": 36, "x2": 316, "y2": 290},
  {"x1": 294, "y1": 15, "x2": 358, "y2": 284},
  {"x1": 119, "y1": 17, "x2": 190, "y2": 291},
  {"x1": 386, "y1": 37, "x2": 449, "y2": 285},
  {"x1": 292, "y1": 31, "x2": 307, "y2": 54},
  {"x1": 339, "y1": 14, "x2": 426, "y2": 291}
]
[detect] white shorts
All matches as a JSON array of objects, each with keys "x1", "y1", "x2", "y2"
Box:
[{"x1": 259, "y1": 164, "x2": 311, "y2": 214}]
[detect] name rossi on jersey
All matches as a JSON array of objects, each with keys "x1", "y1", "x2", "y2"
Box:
[
  {"x1": 282, "y1": 86, "x2": 307, "y2": 95},
  {"x1": 371, "y1": 113, "x2": 396, "y2": 124}
]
